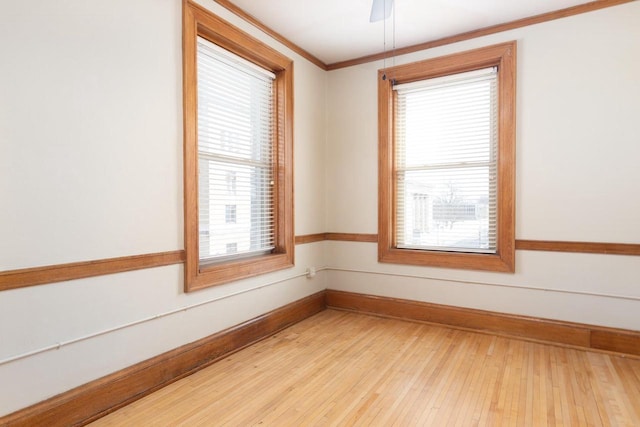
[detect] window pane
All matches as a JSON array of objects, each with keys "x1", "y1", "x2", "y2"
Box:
[
  {"x1": 197, "y1": 37, "x2": 275, "y2": 262},
  {"x1": 395, "y1": 68, "x2": 497, "y2": 253},
  {"x1": 198, "y1": 159, "x2": 274, "y2": 260},
  {"x1": 397, "y1": 167, "x2": 495, "y2": 251}
]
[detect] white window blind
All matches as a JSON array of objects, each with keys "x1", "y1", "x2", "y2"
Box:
[
  {"x1": 394, "y1": 67, "x2": 498, "y2": 253},
  {"x1": 197, "y1": 36, "x2": 276, "y2": 263}
]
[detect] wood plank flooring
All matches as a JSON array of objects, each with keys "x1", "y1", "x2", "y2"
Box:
[{"x1": 90, "y1": 309, "x2": 640, "y2": 426}]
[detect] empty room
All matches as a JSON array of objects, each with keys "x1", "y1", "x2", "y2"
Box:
[{"x1": 1, "y1": 0, "x2": 639, "y2": 425}]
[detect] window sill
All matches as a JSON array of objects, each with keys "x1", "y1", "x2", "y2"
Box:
[
  {"x1": 378, "y1": 246, "x2": 514, "y2": 273},
  {"x1": 186, "y1": 252, "x2": 294, "y2": 292}
]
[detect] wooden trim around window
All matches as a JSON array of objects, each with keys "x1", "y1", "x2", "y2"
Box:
[
  {"x1": 326, "y1": 0, "x2": 635, "y2": 70},
  {"x1": 182, "y1": 1, "x2": 295, "y2": 292},
  {"x1": 326, "y1": 290, "x2": 640, "y2": 357},
  {"x1": 0, "y1": 251, "x2": 185, "y2": 292},
  {"x1": 0, "y1": 292, "x2": 326, "y2": 427},
  {"x1": 378, "y1": 41, "x2": 517, "y2": 273}
]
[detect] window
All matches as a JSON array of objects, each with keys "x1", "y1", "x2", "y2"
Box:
[
  {"x1": 224, "y1": 205, "x2": 237, "y2": 224},
  {"x1": 378, "y1": 42, "x2": 516, "y2": 272},
  {"x1": 183, "y1": 1, "x2": 294, "y2": 291},
  {"x1": 396, "y1": 67, "x2": 496, "y2": 252},
  {"x1": 413, "y1": 193, "x2": 430, "y2": 233},
  {"x1": 226, "y1": 171, "x2": 237, "y2": 195}
]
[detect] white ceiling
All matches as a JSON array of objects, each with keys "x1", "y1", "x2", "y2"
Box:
[{"x1": 225, "y1": 0, "x2": 597, "y2": 65}]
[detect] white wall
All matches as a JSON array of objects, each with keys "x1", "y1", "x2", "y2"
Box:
[
  {"x1": 325, "y1": 2, "x2": 640, "y2": 329},
  {"x1": 0, "y1": 0, "x2": 327, "y2": 416}
]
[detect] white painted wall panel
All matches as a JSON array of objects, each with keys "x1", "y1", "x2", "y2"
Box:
[
  {"x1": 0, "y1": 0, "x2": 184, "y2": 269},
  {"x1": 294, "y1": 60, "x2": 329, "y2": 235}
]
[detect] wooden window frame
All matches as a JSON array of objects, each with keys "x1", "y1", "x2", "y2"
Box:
[
  {"x1": 378, "y1": 41, "x2": 516, "y2": 272},
  {"x1": 183, "y1": 0, "x2": 294, "y2": 292}
]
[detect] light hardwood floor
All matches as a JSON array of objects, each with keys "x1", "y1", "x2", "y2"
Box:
[{"x1": 91, "y1": 309, "x2": 640, "y2": 426}]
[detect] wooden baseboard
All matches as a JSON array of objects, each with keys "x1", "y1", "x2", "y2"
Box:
[
  {"x1": 325, "y1": 290, "x2": 640, "y2": 357},
  {"x1": 3, "y1": 289, "x2": 637, "y2": 426},
  {"x1": 0, "y1": 292, "x2": 326, "y2": 427}
]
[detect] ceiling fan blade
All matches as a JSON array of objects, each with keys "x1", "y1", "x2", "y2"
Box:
[{"x1": 370, "y1": 0, "x2": 394, "y2": 22}]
